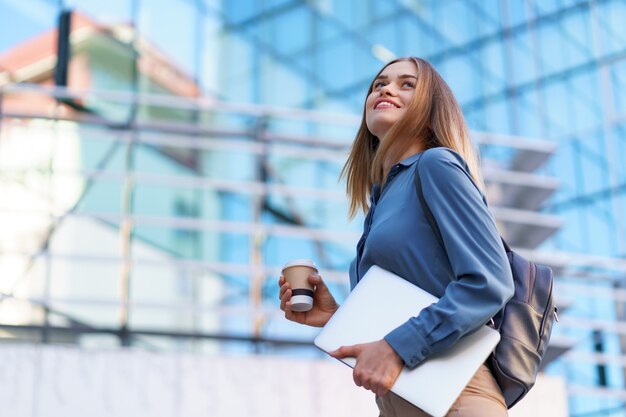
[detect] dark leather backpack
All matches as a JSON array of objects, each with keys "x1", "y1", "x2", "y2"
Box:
[{"x1": 414, "y1": 157, "x2": 558, "y2": 408}]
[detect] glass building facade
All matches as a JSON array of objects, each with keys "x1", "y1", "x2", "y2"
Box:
[{"x1": 1, "y1": 1, "x2": 626, "y2": 415}]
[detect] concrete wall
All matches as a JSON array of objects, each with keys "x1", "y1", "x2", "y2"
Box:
[{"x1": 0, "y1": 343, "x2": 567, "y2": 417}]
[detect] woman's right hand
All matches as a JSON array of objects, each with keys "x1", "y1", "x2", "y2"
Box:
[{"x1": 279, "y1": 273, "x2": 339, "y2": 327}]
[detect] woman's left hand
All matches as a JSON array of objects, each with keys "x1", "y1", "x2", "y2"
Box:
[{"x1": 329, "y1": 339, "x2": 404, "y2": 396}]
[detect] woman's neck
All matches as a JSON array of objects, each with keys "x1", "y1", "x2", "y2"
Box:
[{"x1": 397, "y1": 143, "x2": 426, "y2": 163}]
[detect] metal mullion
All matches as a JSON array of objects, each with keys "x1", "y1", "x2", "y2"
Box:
[
  {"x1": 3, "y1": 250, "x2": 350, "y2": 284},
  {"x1": 3, "y1": 120, "x2": 342, "y2": 158},
  {"x1": 0, "y1": 323, "x2": 318, "y2": 347},
  {"x1": 0, "y1": 168, "x2": 349, "y2": 201},
  {"x1": 0, "y1": 83, "x2": 360, "y2": 126},
  {"x1": 590, "y1": 0, "x2": 625, "y2": 257},
  {"x1": 568, "y1": 384, "x2": 626, "y2": 401},
  {"x1": 472, "y1": 129, "x2": 556, "y2": 150},
  {"x1": 10, "y1": 246, "x2": 626, "y2": 282},
  {"x1": 558, "y1": 282, "x2": 626, "y2": 304},
  {"x1": 5, "y1": 116, "x2": 562, "y2": 163},
  {"x1": 3, "y1": 293, "x2": 285, "y2": 318},
  {"x1": 517, "y1": 248, "x2": 626, "y2": 274},
  {"x1": 1, "y1": 110, "x2": 354, "y2": 150}
]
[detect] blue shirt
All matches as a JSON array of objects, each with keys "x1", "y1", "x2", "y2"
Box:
[{"x1": 349, "y1": 147, "x2": 514, "y2": 369}]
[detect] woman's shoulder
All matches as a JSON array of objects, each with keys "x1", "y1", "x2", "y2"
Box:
[{"x1": 419, "y1": 147, "x2": 469, "y2": 172}]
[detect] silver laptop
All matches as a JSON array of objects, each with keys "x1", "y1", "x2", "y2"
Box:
[{"x1": 314, "y1": 265, "x2": 500, "y2": 417}]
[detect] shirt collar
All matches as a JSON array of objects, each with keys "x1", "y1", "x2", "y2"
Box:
[{"x1": 397, "y1": 151, "x2": 424, "y2": 167}]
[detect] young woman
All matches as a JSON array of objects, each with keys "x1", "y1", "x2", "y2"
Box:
[{"x1": 278, "y1": 57, "x2": 514, "y2": 416}]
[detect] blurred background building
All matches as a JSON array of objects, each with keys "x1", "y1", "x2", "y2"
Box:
[{"x1": 0, "y1": 0, "x2": 625, "y2": 416}]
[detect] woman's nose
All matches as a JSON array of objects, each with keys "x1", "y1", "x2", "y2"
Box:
[{"x1": 380, "y1": 83, "x2": 397, "y2": 96}]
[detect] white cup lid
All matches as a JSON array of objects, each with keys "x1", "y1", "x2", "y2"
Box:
[{"x1": 281, "y1": 259, "x2": 318, "y2": 271}]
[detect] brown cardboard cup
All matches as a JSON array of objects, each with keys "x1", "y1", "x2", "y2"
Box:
[{"x1": 282, "y1": 259, "x2": 317, "y2": 312}]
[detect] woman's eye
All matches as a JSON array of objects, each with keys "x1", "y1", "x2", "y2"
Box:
[
  {"x1": 374, "y1": 81, "x2": 386, "y2": 89},
  {"x1": 402, "y1": 81, "x2": 415, "y2": 88}
]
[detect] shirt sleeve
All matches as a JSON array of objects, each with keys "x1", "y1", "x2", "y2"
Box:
[{"x1": 384, "y1": 148, "x2": 515, "y2": 369}]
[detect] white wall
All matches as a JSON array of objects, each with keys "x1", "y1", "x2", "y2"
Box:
[{"x1": 0, "y1": 343, "x2": 567, "y2": 417}]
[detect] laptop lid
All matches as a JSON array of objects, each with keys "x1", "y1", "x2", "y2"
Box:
[{"x1": 314, "y1": 265, "x2": 500, "y2": 417}]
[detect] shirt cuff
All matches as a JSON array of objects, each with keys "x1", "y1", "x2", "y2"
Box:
[{"x1": 384, "y1": 320, "x2": 431, "y2": 370}]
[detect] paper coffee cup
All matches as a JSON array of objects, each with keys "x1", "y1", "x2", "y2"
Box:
[{"x1": 282, "y1": 259, "x2": 317, "y2": 312}]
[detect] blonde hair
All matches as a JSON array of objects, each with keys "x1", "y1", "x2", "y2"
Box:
[{"x1": 340, "y1": 57, "x2": 484, "y2": 218}]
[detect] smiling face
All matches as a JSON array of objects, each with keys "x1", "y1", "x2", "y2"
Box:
[{"x1": 365, "y1": 60, "x2": 418, "y2": 139}]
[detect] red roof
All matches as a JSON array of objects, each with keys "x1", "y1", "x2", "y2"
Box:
[
  {"x1": 0, "y1": 12, "x2": 98, "y2": 74},
  {"x1": 0, "y1": 11, "x2": 200, "y2": 97}
]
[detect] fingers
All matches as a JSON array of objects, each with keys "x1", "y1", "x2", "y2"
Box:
[
  {"x1": 279, "y1": 275, "x2": 291, "y2": 312},
  {"x1": 279, "y1": 281, "x2": 303, "y2": 323},
  {"x1": 328, "y1": 344, "x2": 386, "y2": 394},
  {"x1": 308, "y1": 273, "x2": 325, "y2": 288},
  {"x1": 279, "y1": 286, "x2": 291, "y2": 311},
  {"x1": 329, "y1": 344, "x2": 360, "y2": 359},
  {"x1": 279, "y1": 280, "x2": 290, "y2": 300},
  {"x1": 353, "y1": 369, "x2": 393, "y2": 396},
  {"x1": 353, "y1": 366, "x2": 374, "y2": 391},
  {"x1": 330, "y1": 341, "x2": 399, "y2": 396}
]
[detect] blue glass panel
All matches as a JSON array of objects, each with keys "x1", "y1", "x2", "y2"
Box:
[
  {"x1": 569, "y1": 70, "x2": 602, "y2": 132},
  {"x1": 611, "y1": 60, "x2": 626, "y2": 115},
  {"x1": 505, "y1": 0, "x2": 528, "y2": 27},
  {"x1": 516, "y1": 90, "x2": 541, "y2": 138},
  {"x1": 479, "y1": 41, "x2": 507, "y2": 96},
  {"x1": 561, "y1": 9, "x2": 595, "y2": 63},
  {"x1": 597, "y1": 0, "x2": 626, "y2": 56},
  {"x1": 265, "y1": 0, "x2": 296, "y2": 8},
  {"x1": 372, "y1": 0, "x2": 399, "y2": 17},
  {"x1": 532, "y1": 0, "x2": 562, "y2": 16},
  {"x1": 550, "y1": 141, "x2": 577, "y2": 203},
  {"x1": 65, "y1": 0, "x2": 131, "y2": 21},
  {"x1": 464, "y1": 106, "x2": 485, "y2": 131},
  {"x1": 555, "y1": 209, "x2": 585, "y2": 252},
  {"x1": 312, "y1": 14, "x2": 344, "y2": 44},
  {"x1": 202, "y1": 0, "x2": 222, "y2": 14},
  {"x1": 483, "y1": 98, "x2": 512, "y2": 135},
  {"x1": 510, "y1": 30, "x2": 535, "y2": 85},
  {"x1": 223, "y1": 0, "x2": 259, "y2": 24},
  {"x1": 437, "y1": 54, "x2": 480, "y2": 105},
  {"x1": 261, "y1": 62, "x2": 308, "y2": 106},
  {"x1": 366, "y1": 21, "x2": 397, "y2": 52},
  {"x1": 292, "y1": 48, "x2": 313, "y2": 73},
  {"x1": 465, "y1": 0, "x2": 501, "y2": 38},
  {"x1": 353, "y1": 47, "x2": 384, "y2": 86},
  {"x1": 402, "y1": 20, "x2": 452, "y2": 58},
  {"x1": 330, "y1": 0, "x2": 368, "y2": 31},
  {"x1": 613, "y1": 123, "x2": 626, "y2": 180},
  {"x1": 547, "y1": 16, "x2": 591, "y2": 73},
  {"x1": 138, "y1": 0, "x2": 197, "y2": 75},
  {"x1": 536, "y1": 21, "x2": 566, "y2": 78},
  {"x1": 198, "y1": 13, "x2": 223, "y2": 93},
  {"x1": 398, "y1": 17, "x2": 439, "y2": 58},
  {"x1": 468, "y1": 0, "x2": 502, "y2": 27},
  {"x1": 577, "y1": 137, "x2": 609, "y2": 196},
  {"x1": 219, "y1": 33, "x2": 256, "y2": 102},
  {"x1": 436, "y1": 0, "x2": 478, "y2": 44},
  {"x1": 544, "y1": 80, "x2": 571, "y2": 137},
  {"x1": 616, "y1": 193, "x2": 626, "y2": 254},
  {"x1": 318, "y1": 37, "x2": 358, "y2": 90},
  {"x1": 585, "y1": 200, "x2": 614, "y2": 256},
  {"x1": 255, "y1": 4, "x2": 311, "y2": 55}
]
